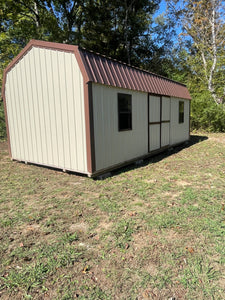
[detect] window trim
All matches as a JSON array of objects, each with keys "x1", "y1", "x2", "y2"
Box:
[
  {"x1": 118, "y1": 93, "x2": 132, "y2": 132},
  {"x1": 179, "y1": 101, "x2": 184, "y2": 124}
]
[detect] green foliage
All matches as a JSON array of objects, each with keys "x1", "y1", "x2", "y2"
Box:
[
  {"x1": 1, "y1": 0, "x2": 224, "y2": 133},
  {"x1": 138, "y1": 12, "x2": 176, "y2": 76},
  {"x1": 166, "y1": 0, "x2": 225, "y2": 104},
  {"x1": 164, "y1": 0, "x2": 225, "y2": 132},
  {"x1": 191, "y1": 92, "x2": 225, "y2": 132},
  {"x1": 0, "y1": 100, "x2": 6, "y2": 140},
  {"x1": 0, "y1": 0, "x2": 162, "y2": 68},
  {"x1": 163, "y1": 46, "x2": 225, "y2": 132}
]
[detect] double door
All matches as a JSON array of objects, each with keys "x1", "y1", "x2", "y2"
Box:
[{"x1": 148, "y1": 95, "x2": 170, "y2": 152}]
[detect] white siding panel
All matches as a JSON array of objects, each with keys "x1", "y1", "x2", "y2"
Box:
[
  {"x1": 5, "y1": 47, "x2": 87, "y2": 173},
  {"x1": 72, "y1": 55, "x2": 87, "y2": 172},
  {"x1": 52, "y1": 51, "x2": 64, "y2": 167},
  {"x1": 30, "y1": 49, "x2": 43, "y2": 163},
  {"x1": 24, "y1": 52, "x2": 39, "y2": 163},
  {"x1": 170, "y1": 98, "x2": 190, "y2": 145},
  {"x1": 162, "y1": 97, "x2": 170, "y2": 121},
  {"x1": 149, "y1": 124, "x2": 160, "y2": 151},
  {"x1": 161, "y1": 97, "x2": 170, "y2": 147},
  {"x1": 45, "y1": 49, "x2": 59, "y2": 166},
  {"x1": 11, "y1": 68, "x2": 23, "y2": 160},
  {"x1": 149, "y1": 95, "x2": 160, "y2": 122},
  {"x1": 65, "y1": 53, "x2": 76, "y2": 169},
  {"x1": 161, "y1": 123, "x2": 170, "y2": 147},
  {"x1": 16, "y1": 64, "x2": 28, "y2": 160},
  {"x1": 33, "y1": 48, "x2": 48, "y2": 164},
  {"x1": 58, "y1": 51, "x2": 70, "y2": 169},
  {"x1": 39, "y1": 48, "x2": 53, "y2": 165},
  {"x1": 5, "y1": 80, "x2": 17, "y2": 159},
  {"x1": 92, "y1": 84, "x2": 148, "y2": 171},
  {"x1": 20, "y1": 59, "x2": 32, "y2": 162},
  {"x1": 63, "y1": 52, "x2": 72, "y2": 169}
]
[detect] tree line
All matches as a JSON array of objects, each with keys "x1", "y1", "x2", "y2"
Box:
[{"x1": 0, "y1": 0, "x2": 225, "y2": 139}]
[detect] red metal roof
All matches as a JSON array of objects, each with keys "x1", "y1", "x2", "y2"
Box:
[
  {"x1": 79, "y1": 48, "x2": 191, "y2": 100},
  {"x1": 3, "y1": 40, "x2": 191, "y2": 100}
]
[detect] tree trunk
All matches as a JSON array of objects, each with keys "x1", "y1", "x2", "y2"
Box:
[
  {"x1": 34, "y1": 1, "x2": 40, "y2": 28},
  {"x1": 124, "y1": 1, "x2": 130, "y2": 64},
  {"x1": 208, "y1": 0, "x2": 219, "y2": 104}
]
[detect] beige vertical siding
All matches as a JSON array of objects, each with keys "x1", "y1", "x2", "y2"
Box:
[
  {"x1": 170, "y1": 97, "x2": 190, "y2": 145},
  {"x1": 149, "y1": 95, "x2": 160, "y2": 123},
  {"x1": 5, "y1": 47, "x2": 87, "y2": 173},
  {"x1": 149, "y1": 124, "x2": 160, "y2": 151},
  {"x1": 161, "y1": 123, "x2": 170, "y2": 147},
  {"x1": 161, "y1": 96, "x2": 170, "y2": 121},
  {"x1": 161, "y1": 97, "x2": 171, "y2": 147},
  {"x1": 149, "y1": 95, "x2": 160, "y2": 151},
  {"x1": 92, "y1": 83, "x2": 148, "y2": 171}
]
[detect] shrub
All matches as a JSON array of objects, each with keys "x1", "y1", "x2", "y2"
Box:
[
  {"x1": 0, "y1": 100, "x2": 7, "y2": 140},
  {"x1": 191, "y1": 92, "x2": 225, "y2": 132}
]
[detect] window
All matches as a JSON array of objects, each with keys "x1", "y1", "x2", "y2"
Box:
[
  {"x1": 179, "y1": 101, "x2": 184, "y2": 123},
  {"x1": 118, "y1": 93, "x2": 132, "y2": 131}
]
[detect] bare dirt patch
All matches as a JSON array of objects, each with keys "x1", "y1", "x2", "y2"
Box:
[
  {"x1": 208, "y1": 133, "x2": 225, "y2": 144},
  {"x1": 69, "y1": 222, "x2": 89, "y2": 234},
  {"x1": 175, "y1": 180, "x2": 191, "y2": 187}
]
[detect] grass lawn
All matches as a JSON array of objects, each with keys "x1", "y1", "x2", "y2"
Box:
[{"x1": 0, "y1": 133, "x2": 225, "y2": 299}]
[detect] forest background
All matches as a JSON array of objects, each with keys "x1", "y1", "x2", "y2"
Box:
[{"x1": 0, "y1": 0, "x2": 225, "y2": 140}]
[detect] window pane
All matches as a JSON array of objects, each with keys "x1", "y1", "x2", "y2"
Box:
[
  {"x1": 118, "y1": 93, "x2": 132, "y2": 131},
  {"x1": 179, "y1": 101, "x2": 184, "y2": 123}
]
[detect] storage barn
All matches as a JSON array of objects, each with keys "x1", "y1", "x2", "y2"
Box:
[{"x1": 2, "y1": 40, "x2": 191, "y2": 177}]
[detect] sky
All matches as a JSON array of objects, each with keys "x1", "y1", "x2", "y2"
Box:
[
  {"x1": 155, "y1": 0, "x2": 167, "y2": 17},
  {"x1": 153, "y1": 0, "x2": 183, "y2": 43}
]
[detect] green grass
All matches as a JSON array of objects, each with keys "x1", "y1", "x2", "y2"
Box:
[{"x1": 0, "y1": 133, "x2": 225, "y2": 299}]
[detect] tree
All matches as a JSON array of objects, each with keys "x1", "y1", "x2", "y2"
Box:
[
  {"x1": 0, "y1": 0, "x2": 163, "y2": 71},
  {"x1": 0, "y1": 0, "x2": 61, "y2": 97},
  {"x1": 81, "y1": 0, "x2": 161, "y2": 66},
  {"x1": 136, "y1": 12, "x2": 177, "y2": 76},
  {"x1": 44, "y1": 0, "x2": 85, "y2": 44},
  {"x1": 167, "y1": 0, "x2": 225, "y2": 105}
]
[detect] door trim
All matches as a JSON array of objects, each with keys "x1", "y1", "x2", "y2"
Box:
[{"x1": 148, "y1": 94, "x2": 171, "y2": 153}]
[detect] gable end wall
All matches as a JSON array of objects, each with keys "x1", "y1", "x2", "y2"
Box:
[{"x1": 4, "y1": 46, "x2": 88, "y2": 173}]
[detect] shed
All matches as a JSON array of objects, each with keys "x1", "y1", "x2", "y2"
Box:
[{"x1": 2, "y1": 40, "x2": 191, "y2": 177}]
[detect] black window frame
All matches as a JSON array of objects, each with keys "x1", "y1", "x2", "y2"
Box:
[
  {"x1": 179, "y1": 101, "x2": 184, "y2": 124},
  {"x1": 118, "y1": 93, "x2": 132, "y2": 131}
]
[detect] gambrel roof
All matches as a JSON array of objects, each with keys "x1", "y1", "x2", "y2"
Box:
[
  {"x1": 3, "y1": 40, "x2": 191, "y2": 100},
  {"x1": 79, "y1": 48, "x2": 191, "y2": 100}
]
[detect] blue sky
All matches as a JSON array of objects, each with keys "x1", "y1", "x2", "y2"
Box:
[
  {"x1": 155, "y1": 0, "x2": 167, "y2": 17},
  {"x1": 153, "y1": 0, "x2": 183, "y2": 42}
]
